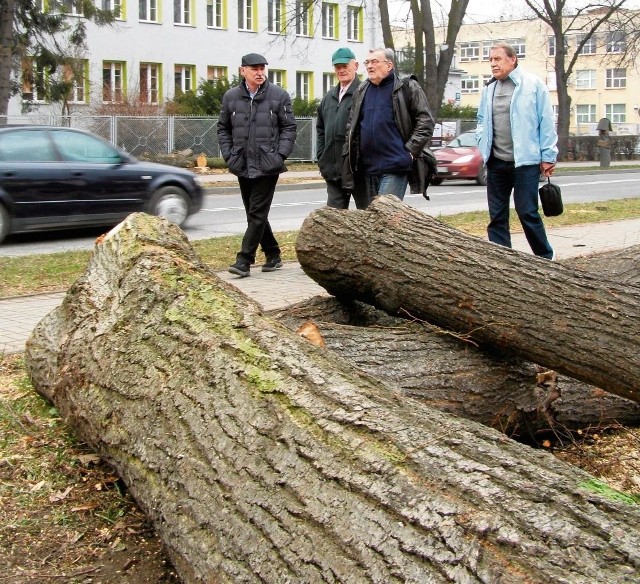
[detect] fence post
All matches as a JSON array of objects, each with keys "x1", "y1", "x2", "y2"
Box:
[{"x1": 168, "y1": 116, "x2": 174, "y2": 154}]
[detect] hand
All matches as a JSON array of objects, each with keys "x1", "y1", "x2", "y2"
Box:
[{"x1": 540, "y1": 162, "x2": 556, "y2": 177}]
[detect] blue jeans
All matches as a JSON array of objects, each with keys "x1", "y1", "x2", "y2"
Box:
[
  {"x1": 486, "y1": 157, "x2": 553, "y2": 258},
  {"x1": 364, "y1": 173, "x2": 409, "y2": 201}
]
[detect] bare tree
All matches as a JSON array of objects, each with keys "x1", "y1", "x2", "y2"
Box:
[
  {"x1": 524, "y1": 0, "x2": 640, "y2": 159},
  {"x1": 377, "y1": 0, "x2": 470, "y2": 118}
]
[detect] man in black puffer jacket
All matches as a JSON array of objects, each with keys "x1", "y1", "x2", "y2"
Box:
[{"x1": 217, "y1": 53, "x2": 297, "y2": 277}]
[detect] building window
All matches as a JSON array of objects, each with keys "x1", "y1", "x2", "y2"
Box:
[
  {"x1": 605, "y1": 68, "x2": 626, "y2": 89},
  {"x1": 207, "y1": 0, "x2": 224, "y2": 28},
  {"x1": 101, "y1": 0, "x2": 123, "y2": 18},
  {"x1": 605, "y1": 103, "x2": 625, "y2": 123},
  {"x1": 63, "y1": 61, "x2": 88, "y2": 103},
  {"x1": 459, "y1": 42, "x2": 480, "y2": 62},
  {"x1": 268, "y1": 0, "x2": 283, "y2": 33},
  {"x1": 296, "y1": 1, "x2": 312, "y2": 36},
  {"x1": 207, "y1": 65, "x2": 227, "y2": 82},
  {"x1": 21, "y1": 59, "x2": 48, "y2": 102},
  {"x1": 140, "y1": 63, "x2": 160, "y2": 104},
  {"x1": 238, "y1": 0, "x2": 255, "y2": 31},
  {"x1": 322, "y1": 72, "x2": 336, "y2": 94},
  {"x1": 174, "y1": 0, "x2": 191, "y2": 24},
  {"x1": 347, "y1": 5, "x2": 362, "y2": 41},
  {"x1": 296, "y1": 71, "x2": 312, "y2": 100},
  {"x1": 322, "y1": 3, "x2": 338, "y2": 39},
  {"x1": 482, "y1": 74, "x2": 493, "y2": 86},
  {"x1": 60, "y1": 0, "x2": 84, "y2": 15},
  {"x1": 606, "y1": 31, "x2": 626, "y2": 53},
  {"x1": 577, "y1": 33, "x2": 597, "y2": 55},
  {"x1": 575, "y1": 69, "x2": 596, "y2": 90},
  {"x1": 174, "y1": 64, "x2": 194, "y2": 94},
  {"x1": 268, "y1": 69, "x2": 286, "y2": 88},
  {"x1": 508, "y1": 38, "x2": 526, "y2": 58},
  {"x1": 575, "y1": 104, "x2": 596, "y2": 124},
  {"x1": 139, "y1": 0, "x2": 157, "y2": 22},
  {"x1": 103, "y1": 61, "x2": 125, "y2": 102},
  {"x1": 461, "y1": 75, "x2": 479, "y2": 94},
  {"x1": 548, "y1": 36, "x2": 556, "y2": 57}
]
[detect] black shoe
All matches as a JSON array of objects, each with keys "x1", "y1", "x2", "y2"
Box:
[
  {"x1": 262, "y1": 257, "x2": 283, "y2": 272},
  {"x1": 228, "y1": 261, "x2": 250, "y2": 277}
]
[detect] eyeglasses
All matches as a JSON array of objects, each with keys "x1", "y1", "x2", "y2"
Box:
[{"x1": 364, "y1": 59, "x2": 389, "y2": 66}]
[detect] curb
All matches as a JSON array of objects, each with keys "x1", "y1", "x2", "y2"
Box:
[{"x1": 201, "y1": 166, "x2": 640, "y2": 196}]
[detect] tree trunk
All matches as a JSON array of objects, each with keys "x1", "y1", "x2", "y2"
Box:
[
  {"x1": 271, "y1": 296, "x2": 640, "y2": 437},
  {"x1": 0, "y1": 0, "x2": 15, "y2": 117},
  {"x1": 25, "y1": 213, "x2": 640, "y2": 583},
  {"x1": 295, "y1": 196, "x2": 640, "y2": 404}
]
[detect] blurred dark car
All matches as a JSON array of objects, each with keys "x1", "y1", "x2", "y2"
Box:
[
  {"x1": 0, "y1": 126, "x2": 204, "y2": 243},
  {"x1": 431, "y1": 130, "x2": 486, "y2": 186}
]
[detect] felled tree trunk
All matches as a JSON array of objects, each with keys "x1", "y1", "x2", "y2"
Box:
[
  {"x1": 272, "y1": 297, "x2": 640, "y2": 437},
  {"x1": 25, "y1": 214, "x2": 640, "y2": 583},
  {"x1": 296, "y1": 196, "x2": 640, "y2": 404},
  {"x1": 566, "y1": 243, "x2": 640, "y2": 287}
]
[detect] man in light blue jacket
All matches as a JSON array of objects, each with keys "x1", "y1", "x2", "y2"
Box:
[{"x1": 477, "y1": 42, "x2": 558, "y2": 259}]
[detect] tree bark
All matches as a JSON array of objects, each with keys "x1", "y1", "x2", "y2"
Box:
[
  {"x1": 25, "y1": 213, "x2": 640, "y2": 583},
  {"x1": 295, "y1": 196, "x2": 640, "y2": 404},
  {"x1": 271, "y1": 296, "x2": 640, "y2": 437}
]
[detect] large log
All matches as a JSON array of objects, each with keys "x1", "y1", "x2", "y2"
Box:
[
  {"x1": 25, "y1": 214, "x2": 640, "y2": 583},
  {"x1": 295, "y1": 196, "x2": 640, "y2": 404},
  {"x1": 272, "y1": 297, "x2": 640, "y2": 436}
]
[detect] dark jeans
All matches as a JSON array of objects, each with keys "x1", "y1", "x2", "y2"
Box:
[
  {"x1": 237, "y1": 175, "x2": 280, "y2": 265},
  {"x1": 487, "y1": 157, "x2": 553, "y2": 259},
  {"x1": 364, "y1": 173, "x2": 409, "y2": 202},
  {"x1": 326, "y1": 179, "x2": 370, "y2": 210}
]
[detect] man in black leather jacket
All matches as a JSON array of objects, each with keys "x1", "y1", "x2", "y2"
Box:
[
  {"x1": 343, "y1": 48, "x2": 434, "y2": 201},
  {"x1": 217, "y1": 53, "x2": 297, "y2": 277}
]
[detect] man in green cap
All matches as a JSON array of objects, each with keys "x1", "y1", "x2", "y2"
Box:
[{"x1": 316, "y1": 47, "x2": 368, "y2": 209}]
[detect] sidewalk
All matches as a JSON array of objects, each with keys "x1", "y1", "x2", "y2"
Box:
[{"x1": 2, "y1": 218, "x2": 639, "y2": 355}]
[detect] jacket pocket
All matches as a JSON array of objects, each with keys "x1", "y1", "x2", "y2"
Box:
[
  {"x1": 227, "y1": 146, "x2": 246, "y2": 176},
  {"x1": 258, "y1": 144, "x2": 283, "y2": 174}
]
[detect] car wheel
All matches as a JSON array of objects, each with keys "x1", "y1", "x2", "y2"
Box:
[
  {"x1": 0, "y1": 204, "x2": 9, "y2": 244},
  {"x1": 149, "y1": 186, "x2": 189, "y2": 226},
  {"x1": 430, "y1": 176, "x2": 443, "y2": 186},
  {"x1": 476, "y1": 164, "x2": 487, "y2": 186}
]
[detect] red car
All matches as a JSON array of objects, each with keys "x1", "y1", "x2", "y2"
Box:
[{"x1": 431, "y1": 130, "x2": 487, "y2": 186}]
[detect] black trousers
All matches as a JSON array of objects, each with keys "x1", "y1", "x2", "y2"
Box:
[{"x1": 237, "y1": 175, "x2": 280, "y2": 265}]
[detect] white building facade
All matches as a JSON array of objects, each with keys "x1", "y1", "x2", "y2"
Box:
[{"x1": 10, "y1": 0, "x2": 382, "y2": 116}]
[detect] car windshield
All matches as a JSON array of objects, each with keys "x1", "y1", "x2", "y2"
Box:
[{"x1": 447, "y1": 132, "x2": 477, "y2": 148}]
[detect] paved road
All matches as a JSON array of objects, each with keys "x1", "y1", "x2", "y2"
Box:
[{"x1": 1, "y1": 168, "x2": 639, "y2": 257}]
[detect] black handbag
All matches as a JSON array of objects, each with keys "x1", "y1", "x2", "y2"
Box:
[{"x1": 539, "y1": 178, "x2": 563, "y2": 217}]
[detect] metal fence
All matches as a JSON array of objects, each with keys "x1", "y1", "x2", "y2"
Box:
[{"x1": 0, "y1": 115, "x2": 317, "y2": 161}]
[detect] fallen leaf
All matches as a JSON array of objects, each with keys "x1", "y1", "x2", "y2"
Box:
[
  {"x1": 71, "y1": 503, "x2": 99, "y2": 512},
  {"x1": 49, "y1": 486, "x2": 73, "y2": 502},
  {"x1": 77, "y1": 454, "x2": 101, "y2": 465},
  {"x1": 29, "y1": 480, "x2": 46, "y2": 493}
]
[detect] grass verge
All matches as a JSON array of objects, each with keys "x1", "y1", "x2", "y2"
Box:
[{"x1": 1, "y1": 197, "x2": 639, "y2": 298}]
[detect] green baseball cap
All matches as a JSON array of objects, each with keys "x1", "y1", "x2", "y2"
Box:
[{"x1": 332, "y1": 47, "x2": 356, "y2": 65}]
